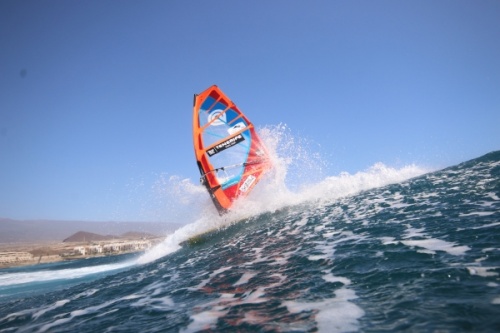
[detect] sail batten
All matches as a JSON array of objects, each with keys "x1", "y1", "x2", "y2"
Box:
[{"x1": 193, "y1": 85, "x2": 272, "y2": 215}]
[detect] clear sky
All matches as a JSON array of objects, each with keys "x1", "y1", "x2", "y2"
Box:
[{"x1": 1, "y1": 1, "x2": 499, "y2": 222}]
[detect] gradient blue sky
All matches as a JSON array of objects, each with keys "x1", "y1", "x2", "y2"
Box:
[{"x1": 1, "y1": 1, "x2": 499, "y2": 222}]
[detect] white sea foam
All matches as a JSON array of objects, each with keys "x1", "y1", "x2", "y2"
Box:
[
  {"x1": 33, "y1": 300, "x2": 70, "y2": 320},
  {"x1": 283, "y1": 288, "x2": 364, "y2": 333},
  {"x1": 402, "y1": 226, "x2": 427, "y2": 239},
  {"x1": 0, "y1": 262, "x2": 132, "y2": 287},
  {"x1": 39, "y1": 299, "x2": 118, "y2": 332},
  {"x1": 135, "y1": 124, "x2": 428, "y2": 264},
  {"x1": 399, "y1": 224, "x2": 470, "y2": 256},
  {"x1": 471, "y1": 221, "x2": 500, "y2": 229},
  {"x1": 466, "y1": 266, "x2": 499, "y2": 277},
  {"x1": 181, "y1": 308, "x2": 229, "y2": 333},
  {"x1": 379, "y1": 237, "x2": 398, "y2": 245},
  {"x1": 233, "y1": 272, "x2": 257, "y2": 286},
  {"x1": 401, "y1": 239, "x2": 470, "y2": 256},
  {"x1": 191, "y1": 266, "x2": 233, "y2": 290},
  {"x1": 322, "y1": 271, "x2": 351, "y2": 286},
  {"x1": 459, "y1": 211, "x2": 495, "y2": 217},
  {"x1": 486, "y1": 192, "x2": 500, "y2": 201},
  {"x1": 130, "y1": 294, "x2": 174, "y2": 311}
]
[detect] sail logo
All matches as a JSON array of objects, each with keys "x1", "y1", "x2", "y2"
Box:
[
  {"x1": 239, "y1": 175, "x2": 256, "y2": 193},
  {"x1": 228, "y1": 122, "x2": 246, "y2": 135},
  {"x1": 208, "y1": 110, "x2": 226, "y2": 126},
  {"x1": 207, "y1": 134, "x2": 245, "y2": 156}
]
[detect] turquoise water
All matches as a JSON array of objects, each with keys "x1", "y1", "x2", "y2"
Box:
[{"x1": 1, "y1": 152, "x2": 499, "y2": 332}]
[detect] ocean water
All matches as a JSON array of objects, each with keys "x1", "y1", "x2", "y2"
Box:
[{"x1": 1, "y1": 150, "x2": 499, "y2": 332}]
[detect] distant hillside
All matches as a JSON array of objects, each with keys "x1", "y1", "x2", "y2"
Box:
[
  {"x1": 0, "y1": 218, "x2": 182, "y2": 243},
  {"x1": 63, "y1": 231, "x2": 117, "y2": 243},
  {"x1": 121, "y1": 231, "x2": 158, "y2": 239},
  {"x1": 63, "y1": 231, "x2": 160, "y2": 243}
]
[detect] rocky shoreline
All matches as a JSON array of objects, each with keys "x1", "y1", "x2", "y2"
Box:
[{"x1": 0, "y1": 237, "x2": 165, "y2": 269}]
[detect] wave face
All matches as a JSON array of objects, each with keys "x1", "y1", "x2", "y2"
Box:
[{"x1": 1, "y1": 151, "x2": 500, "y2": 332}]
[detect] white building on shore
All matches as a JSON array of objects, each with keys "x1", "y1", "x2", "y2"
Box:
[{"x1": 71, "y1": 240, "x2": 152, "y2": 257}]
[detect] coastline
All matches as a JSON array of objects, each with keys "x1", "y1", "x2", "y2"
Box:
[{"x1": 0, "y1": 237, "x2": 165, "y2": 269}]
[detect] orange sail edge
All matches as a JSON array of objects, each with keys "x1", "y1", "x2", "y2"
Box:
[{"x1": 192, "y1": 85, "x2": 272, "y2": 215}]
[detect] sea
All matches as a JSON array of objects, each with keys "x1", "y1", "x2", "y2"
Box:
[{"x1": 1, "y1": 148, "x2": 499, "y2": 332}]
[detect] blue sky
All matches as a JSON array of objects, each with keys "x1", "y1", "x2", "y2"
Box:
[{"x1": 1, "y1": 1, "x2": 499, "y2": 222}]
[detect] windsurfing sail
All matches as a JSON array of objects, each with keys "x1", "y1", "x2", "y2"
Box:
[{"x1": 193, "y1": 85, "x2": 272, "y2": 215}]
